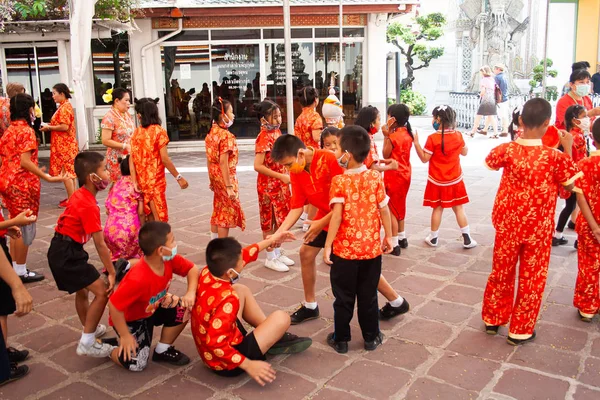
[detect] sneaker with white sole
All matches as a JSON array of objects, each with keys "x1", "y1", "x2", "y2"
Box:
[
  {"x1": 462, "y1": 234, "x2": 478, "y2": 249},
  {"x1": 94, "y1": 324, "x2": 107, "y2": 338},
  {"x1": 76, "y1": 340, "x2": 115, "y2": 358},
  {"x1": 265, "y1": 258, "x2": 289, "y2": 272},
  {"x1": 425, "y1": 234, "x2": 438, "y2": 247},
  {"x1": 302, "y1": 223, "x2": 309, "y2": 232},
  {"x1": 277, "y1": 254, "x2": 295, "y2": 266}
]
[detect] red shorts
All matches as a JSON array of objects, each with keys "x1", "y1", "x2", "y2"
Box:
[
  {"x1": 423, "y1": 180, "x2": 469, "y2": 209},
  {"x1": 384, "y1": 177, "x2": 410, "y2": 221}
]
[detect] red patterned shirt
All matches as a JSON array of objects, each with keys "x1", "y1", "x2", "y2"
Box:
[
  {"x1": 364, "y1": 133, "x2": 380, "y2": 169},
  {"x1": 294, "y1": 107, "x2": 323, "y2": 149},
  {"x1": 574, "y1": 150, "x2": 600, "y2": 237},
  {"x1": 570, "y1": 127, "x2": 588, "y2": 163},
  {"x1": 0, "y1": 97, "x2": 10, "y2": 137},
  {"x1": 255, "y1": 127, "x2": 288, "y2": 195},
  {"x1": 329, "y1": 166, "x2": 388, "y2": 260},
  {"x1": 192, "y1": 245, "x2": 259, "y2": 371}
]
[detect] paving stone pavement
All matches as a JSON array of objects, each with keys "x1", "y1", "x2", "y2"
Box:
[{"x1": 1, "y1": 132, "x2": 600, "y2": 400}]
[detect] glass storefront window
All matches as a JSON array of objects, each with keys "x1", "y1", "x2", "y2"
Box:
[
  {"x1": 342, "y1": 42, "x2": 363, "y2": 123},
  {"x1": 315, "y1": 28, "x2": 342, "y2": 38},
  {"x1": 263, "y1": 29, "x2": 284, "y2": 39},
  {"x1": 159, "y1": 30, "x2": 209, "y2": 41},
  {"x1": 211, "y1": 30, "x2": 261, "y2": 41},
  {"x1": 343, "y1": 28, "x2": 364, "y2": 38},
  {"x1": 92, "y1": 32, "x2": 131, "y2": 106},
  {"x1": 292, "y1": 28, "x2": 313, "y2": 39}
]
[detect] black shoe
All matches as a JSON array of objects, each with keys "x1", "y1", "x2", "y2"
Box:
[
  {"x1": 552, "y1": 237, "x2": 568, "y2": 246},
  {"x1": 290, "y1": 305, "x2": 319, "y2": 325},
  {"x1": 399, "y1": 238, "x2": 408, "y2": 249},
  {"x1": 364, "y1": 332, "x2": 384, "y2": 351},
  {"x1": 0, "y1": 363, "x2": 29, "y2": 386},
  {"x1": 19, "y1": 270, "x2": 44, "y2": 283},
  {"x1": 574, "y1": 240, "x2": 578, "y2": 250},
  {"x1": 379, "y1": 300, "x2": 410, "y2": 320},
  {"x1": 578, "y1": 310, "x2": 594, "y2": 323},
  {"x1": 326, "y1": 332, "x2": 348, "y2": 354},
  {"x1": 152, "y1": 346, "x2": 190, "y2": 366},
  {"x1": 568, "y1": 221, "x2": 576, "y2": 230},
  {"x1": 507, "y1": 331, "x2": 536, "y2": 346},
  {"x1": 267, "y1": 332, "x2": 312, "y2": 355},
  {"x1": 485, "y1": 325, "x2": 500, "y2": 335},
  {"x1": 391, "y1": 245, "x2": 401, "y2": 256},
  {"x1": 463, "y1": 234, "x2": 478, "y2": 249},
  {"x1": 114, "y1": 258, "x2": 130, "y2": 284},
  {"x1": 6, "y1": 347, "x2": 29, "y2": 363}
]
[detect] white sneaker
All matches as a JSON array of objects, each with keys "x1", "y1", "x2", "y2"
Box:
[
  {"x1": 302, "y1": 222, "x2": 310, "y2": 232},
  {"x1": 296, "y1": 215, "x2": 307, "y2": 227},
  {"x1": 277, "y1": 254, "x2": 295, "y2": 266},
  {"x1": 94, "y1": 324, "x2": 107, "y2": 338},
  {"x1": 463, "y1": 238, "x2": 478, "y2": 249},
  {"x1": 424, "y1": 234, "x2": 438, "y2": 247},
  {"x1": 265, "y1": 258, "x2": 290, "y2": 272},
  {"x1": 76, "y1": 340, "x2": 115, "y2": 358}
]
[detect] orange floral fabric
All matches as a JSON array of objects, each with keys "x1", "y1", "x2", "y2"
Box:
[
  {"x1": 255, "y1": 127, "x2": 290, "y2": 232},
  {"x1": 102, "y1": 109, "x2": 135, "y2": 182},
  {"x1": 192, "y1": 245, "x2": 259, "y2": 371},
  {"x1": 329, "y1": 167, "x2": 388, "y2": 260},
  {"x1": 0, "y1": 121, "x2": 41, "y2": 217},
  {"x1": 294, "y1": 107, "x2": 323, "y2": 149},
  {"x1": 50, "y1": 100, "x2": 77, "y2": 176},
  {"x1": 0, "y1": 97, "x2": 10, "y2": 137},
  {"x1": 570, "y1": 127, "x2": 588, "y2": 163},
  {"x1": 364, "y1": 133, "x2": 380, "y2": 169},
  {"x1": 205, "y1": 124, "x2": 245, "y2": 230},
  {"x1": 130, "y1": 124, "x2": 170, "y2": 222}
]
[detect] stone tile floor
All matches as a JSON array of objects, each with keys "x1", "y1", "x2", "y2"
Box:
[{"x1": 1, "y1": 131, "x2": 599, "y2": 400}]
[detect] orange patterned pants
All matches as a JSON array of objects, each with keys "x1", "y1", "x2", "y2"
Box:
[
  {"x1": 574, "y1": 231, "x2": 600, "y2": 315},
  {"x1": 482, "y1": 231, "x2": 552, "y2": 337}
]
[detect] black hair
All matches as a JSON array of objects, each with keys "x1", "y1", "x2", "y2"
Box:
[
  {"x1": 432, "y1": 105, "x2": 457, "y2": 155},
  {"x1": 339, "y1": 125, "x2": 370, "y2": 163},
  {"x1": 592, "y1": 118, "x2": 600, "y2": 145},
  {"x1": 564, "y1": 105, "x2": 587, "y2": 132},
  {"x1": 508, "y1": 107, "x2": 522, "y2": 141},
  {"x1": 572, "y1": 61, "x2": 591, "y2": 71},
  {"x1": 253, "y1": 99, "x2": 280, "y2": 123},
  {"x1": 521, "y1": 98, "x2": 552, "y2": 129},
  {"x1": 211, "y1": 98, "x2": 232, "y2": 123},
  {"x1": 111, "y1": 87, "x2": 130, "y2": 104},
  {"x1": 119, "y1": 155, "x2": 131, "y2": 176},
  {"x1": 206, "y1": 237, "x2": 242, "y2": 277},
  {"x1": 52, "y1": 83, "x2": 72, "y2": 99},
  {"x1": 139, "y1": 221, "x2": 172, "y2": 256},
  {"x1": 134, "y1": 97, "x2": 161, "y2": 128},
  {"x1": 297, "y1": 86, "x2": 318, "y2": 107},
  {"x1": 74, "y1": 151, "x2": 105, "y2": 187},
  {"x1": 9, "y1": 93, "x2": 35, "y2": 121},
  {"x1": 320, "y1": 126, "x2": 340, "y2": 148},
  {"x1": 570, "y1": 69, "x2": 591, "y2": 83},
  {"x1": 387, "y1": 103, "x2": 414, "y2": 139},
  {"x1": 271, "y1": 134, "x2": 306, "y2": 162},
  {"x1": 354, "y1": 105, "x2": 379, "y2": 132}
]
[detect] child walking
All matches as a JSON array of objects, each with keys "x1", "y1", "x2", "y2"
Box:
[
  {"x1": 47, "y1": 152, "x2": 116, "y2": 357},
  {"x1": 324, "y1": 125, "x2": 393, "y2": 354},
  {"x1": 573, "y1": 119, "x2": 600, "y2": 322},
  {"x1": 413, "y1": 105, "x2": 477, "y2": 249},
  {"x1": 252, "y1": 100, "x2": 294, "y2": 272},
  {"x1": 382, "y1": 104, "x2": 414, "y2": 256},
  {"x1": 104, "y1": 156, "x2": 144, "y2": 261},
  {"x1": 482, "y1": 98, "x2": 579, "y2": 345},
  {"x1": 206, "y1": 98, "x2": 245, "y2": 238}
]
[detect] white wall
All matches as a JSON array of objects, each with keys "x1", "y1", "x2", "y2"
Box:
[
  {"x1": 546, "y1": 2, "x2": 577, "y2": 90},
  {"x1": 365, "y1": 13, "x2": 388, "y2": 113}
]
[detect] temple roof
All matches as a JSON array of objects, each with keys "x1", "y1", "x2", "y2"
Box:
[{"x1": 140, "y1": 0, "x2": 418, "y2": 7}]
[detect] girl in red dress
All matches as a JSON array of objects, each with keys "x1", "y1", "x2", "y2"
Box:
[
  {"x1": 294, "y1": 86, "x2": 323, "y2": 149},
  {"x1": 354, "y1": 106, "x2": 398, "y2": 172},
  {"x1": 205, "y1": 98, "x2": 245, "y2": 238},
  {"x1": 382, "y1": 104, "x2": 414, "y2": 256},
  {"x1": 413, "y1": 105, "x2": 477, "y2": 249}
]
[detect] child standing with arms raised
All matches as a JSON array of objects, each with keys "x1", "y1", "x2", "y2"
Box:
[{"x1": 413, "y1": 105, "x2": 477, "y2": 249}]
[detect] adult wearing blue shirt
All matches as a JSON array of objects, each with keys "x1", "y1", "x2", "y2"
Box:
[
  {"x1": 494, "y1": 64, "x2": 509, "y2": 137},
  {"x1": 591, "y1": 65, "x2": 600, "y2": 95}
]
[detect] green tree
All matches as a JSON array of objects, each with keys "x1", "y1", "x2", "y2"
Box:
[
  {"x1": 7, "y1": 0, "x2": 141, "y2": 24},
  {"x1": 529, "y1": 59, "x2": 558, "y2": 98},
  {"x1": 387, "y1": 13, "x2": 446, "y2": 90}
]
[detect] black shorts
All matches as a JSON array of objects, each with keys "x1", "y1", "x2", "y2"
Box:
[
  {"x1": 213, "y1": 319, "x2": 265, "y2": 377},
  {"x1": 116, "y1": 307, "x2": 182, "y2": 372},
  {"x1": 0, "y1": 237, "x2": 15, "y2": 317},
  {"x1": 47, "y1": 233, "x2": 101, "y2": 294},
  {"x1": 304, "y1": 230, "x2": 327, "y2": 249}
]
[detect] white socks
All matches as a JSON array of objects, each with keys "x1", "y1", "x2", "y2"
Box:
[
  {"x1": 554, "y1": 230, "x2": 563, "y2": 239},
  {"x1": 389, "y1": 296, "x2": 404, "y2": 307},
  {"x1": 14, "y1": 263, "x2": 26, "y2": 276},
  {"x1": 398, "y1": 231, "x2": 406, "y2": 240},
  {"x1": 274, "y1": 248, "x2": 281, "y2": 257},
  {"x1": 210, "y1": 232, "x2": 218, "y2": 240},
  {"x1": 430, "y1": 230, "x2": 439, "y2": 239},
  {"x1": 155, "y1": 342, "x2": 170, "y2": 354},
  {"x1": 300, "y1": 212, "x2": 308, "y2": 221},
  {"x1": 80, "y1": 332, "x2": 95, "y2": 347},
  {"x1": 391, "y1": 236, "x2": 399, "y2": 247},
  {"x1": 460, "y1": 226, "x2": 470, "y2": 235},
  {"x1": 304, "y1": 301, "x2": 318, "y2": 310},
  {"x1": 266, "y1": 251, "x2": 277, "y2": 260}
]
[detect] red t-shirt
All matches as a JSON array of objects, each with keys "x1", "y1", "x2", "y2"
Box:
[
  {"x1": 290, "y1": 149, "x2": 344, "y2": 222},
  {"x1": 110, "y1": 255, "x2": 195, "y2": 322},
  {"x1": 423, "y1": 130, "x2": 465, "y2": 186},
  {"x1": 55, "y1": 187, "x2": 102, "y2": 244},
  {"x1": 555, "y1": 94, "x2": 593, "y2": 130}
]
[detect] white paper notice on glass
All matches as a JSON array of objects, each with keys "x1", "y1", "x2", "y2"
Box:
[{"x1": 180, "y1": 64, "x2": 191, "y2": 80}]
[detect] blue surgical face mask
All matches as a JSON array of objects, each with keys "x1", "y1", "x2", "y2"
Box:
[
  {"x1": 575, "y1": 84, "x2": 590, "y2": 97},
  {"x1": 433, "y1": 121, "x2": 441, "y2": 130},
  {"x1": 162, "y1": 245, "x2": 178, "y2": 262},
  {"x1": 228, "y1": 268, "x2": 241, "y2": 284},
  {"x1": 337, "y1": 151, "x2": 349, "y2": 169}
]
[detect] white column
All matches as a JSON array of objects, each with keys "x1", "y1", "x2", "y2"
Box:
[
  {"x1": 57, "y1": 40, "x2": 70, "y2": 84},
  {"x1": 365, "y1": 13, "x2": 388, "y2": 112},
  {"x1": 129, "y1": 18, "x2": 154, "y2": 98}
]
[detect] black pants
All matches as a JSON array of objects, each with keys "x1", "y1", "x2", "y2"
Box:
[
  {"x1": 556, "y1": 194, "x2": 577, "y2": 233},
  {"x1": 330, "y1": 254, "x2": 381, "y2": 342},
  {"x1": 0, "y1": 324, "x2": 9, "y2": 383}
]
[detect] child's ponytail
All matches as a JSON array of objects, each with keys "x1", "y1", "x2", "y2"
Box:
[
  {"x1": 433, "y1": 105, "x2": 456, "y2": 155},
  {"x1": 387, "y1": 103, "x2": 413, "y2": 139},
  {"x1": 508, "y1": 106, "x2": 522, "y2": 141}
]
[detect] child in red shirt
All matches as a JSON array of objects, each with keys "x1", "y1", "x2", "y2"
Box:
[
  {"x1": 324, "y1": 125, "x2": 393, "y2": 354},
  {"x1": 192, "y1": 232, "x2": 311, "y2": 386},
  {"x1": 413, "y1": 105, "x2": 477, "y2": 249},
  {"x1": 109, "y1": 221, "x2": 200, "y2": 371},
  {"x1": 482, "y1": 98, "x2": 579, "y2": 345},
  {"x1": 47, "y1": 152, "x2": 116, "y2": 358},
  {"x1": 354, "y1": 106, "x2": 399, "y2": 172},
  {"x1": 294, "y1": 86, "x2": 323, "y2": 149},
  {"x1": 253, "y1": 100, "x2": 293, "y2": 272}
]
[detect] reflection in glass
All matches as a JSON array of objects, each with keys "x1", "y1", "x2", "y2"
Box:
[{"x1": 92, "y1": 33, "x2": 131, "y2": 106}]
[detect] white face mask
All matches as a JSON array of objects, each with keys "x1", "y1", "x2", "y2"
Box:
[
  {"x1": 579, "y1": 117, "x2": 591, "y2": 132},
  {"x1": 223, "y1": 114, "x2": 234, "y2": 128}
]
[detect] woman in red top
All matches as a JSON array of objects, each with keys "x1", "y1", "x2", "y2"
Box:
[
  {"x1": 40, "y1": 83, "x2": 78, "y2": 206},
  {"x1": 294, "y1": 86, "x2": 323, "y2": 149},
  {"x1": 382, "y1": 104, "x2": 414, "y2": 256},
  {"x1": 206, "y1": 98, "x2": 245, "y2": 238},
  {"x1": 555, "y1": 69, "x2": 600, "y2": 131},
  {"x1": 0, "y1": 94, "x2": 65, "y2": 282},
  {"x1": 414, "y1": 105, "x2": 477, "y2": 249}
]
